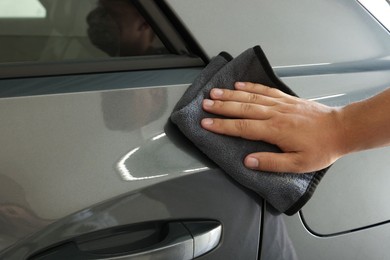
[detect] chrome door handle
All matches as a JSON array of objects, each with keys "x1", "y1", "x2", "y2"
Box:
[
  {"x1": 102, "y1": 222, "x2": 193, "y2": 260},
  {"x1": 101, "y1": 221, "x2": 222, "y2": 260},
  {"x1": 30, "y1": 221, "x2": 222, "y2": 260}
]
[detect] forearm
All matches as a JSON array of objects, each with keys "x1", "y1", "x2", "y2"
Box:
[{"x1": 339, "y1": 87, "x2": 390, "y2": 155}]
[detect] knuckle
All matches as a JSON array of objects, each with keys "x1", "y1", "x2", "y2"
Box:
[
  {"x1": 276, "y1": 103, "x2": 292, "y2": 114},
  {"x1": 248, "y1": 93, "x2": 259, "y2": 103},
  {"x1": 234, "y1": 120, "x2": 248, "y2": 133},
  {"x1": 240, "y1": 103, "x2": 253, "y2": 114},
  {"x1": 269, "y1": 113, "x2": 295, "y2": 130},
  {"x1": 268, "y1": 117, "x2": 282, "y2": 132}
]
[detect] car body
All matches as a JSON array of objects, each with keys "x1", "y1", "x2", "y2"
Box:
[{"x1": 0, "y1": 0, "x2": 390, "y2": 259}]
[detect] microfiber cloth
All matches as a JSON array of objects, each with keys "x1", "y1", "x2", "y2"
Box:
[{"x1": 170, "y1": 46, "x2": 328, "y2": 215}]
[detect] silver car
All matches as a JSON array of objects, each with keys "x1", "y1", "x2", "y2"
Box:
[{"x1": 0, "y1": 0, "x2": 390, "y2": 259}]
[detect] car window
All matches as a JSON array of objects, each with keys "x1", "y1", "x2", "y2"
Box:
[{"x1": 0, "y1": 0, "x2": 169, "y2": 64}]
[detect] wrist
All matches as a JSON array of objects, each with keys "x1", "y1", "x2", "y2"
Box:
[
  {"x1": 335, "y1": 100, "x2": 372, "y2": 156},
  {"x1": 331, "y1": 106, "x2": 352, "y2": 158}
]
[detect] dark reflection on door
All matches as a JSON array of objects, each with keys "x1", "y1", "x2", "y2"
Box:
[
  {"x1": 0, "y1": 174, "x2": 52, "y2": 252},
  {"x1": 261, "y1": 204, "x2": 298, "y2": 260},
  {"x1": 101, "y1": 87, "x2": 168, "y2": 132}
]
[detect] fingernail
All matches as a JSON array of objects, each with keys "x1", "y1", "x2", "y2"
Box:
[
  {"x1": 245, "y1": 157, "x2": 259, "y2": 168},
  {"x1": 203, "y1": 99, "x2": 214, "y2": 107},
  {"x1": 235, "y1": 82, "x2": 245, "y2": 89},
  {"x1": 201, "y1": 118, "x2": 214, "y2": 126},
  {"x1": 211, "y1": 88, "x2": 223, "y2": 97}
]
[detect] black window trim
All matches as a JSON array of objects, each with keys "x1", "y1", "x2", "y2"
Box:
[
  {"x1": 135, "y1": 0, "x2": 209, "y2": 63},
  {"x1": 0, "y1": 55, "x2": 204, "y2": 80},
  {"x1": 0, "y1": 0, "x2": 206, "y2": 79}
]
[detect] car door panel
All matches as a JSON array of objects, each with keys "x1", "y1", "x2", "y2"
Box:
[
  {"x1": 2, "y1": 0, "x2": 390, "y2": 259},
  {"x1": 0, "y1": 80, "x2": 265, "y2": 259},
  {"x1": 1, "y1": 169, "x2": 262, "y2": 260},
  {"x1": 279, "y1": 69, "x2": 390, "y2": 259}
]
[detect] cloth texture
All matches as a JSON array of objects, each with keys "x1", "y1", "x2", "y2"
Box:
[{"x1": 170, "y1": 46, "x2": 328, "y2": 215}]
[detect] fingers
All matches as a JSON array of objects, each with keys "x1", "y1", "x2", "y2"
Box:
[
  {"x1": 209, "y1": 88, "x2": 276, "y2": 106},
  {"x1": 201, "y1": 118, "x2": 274, "y2": 141},
  {"x1": 203, "y1": 99, "x2": 272, "y2": 119},
  {"x1": 244, "y1": 152, "x2": 305, "y2": 173},
  {"x1": 234, "y1": 82, "x2": 289, "y2": 98},
  {"x1": 201, "y1": 116, "x2": 307, "y2": 173},
  {"x1": 201, "y1": 117, "x2": 308, "y2": 173},
  {"x1": 204, "y1": 83, "x2": 285, "y2": 118},
  {"x1": 207, "y1": 82, "x2": 297, "y2": 110},
  {"x1": 201, "y1": 82, "x2": 308, "y2": 174}
]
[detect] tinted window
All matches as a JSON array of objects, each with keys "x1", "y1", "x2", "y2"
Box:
[{"x1": 0, "y1": 0, "x2": 168, "y2": 63}]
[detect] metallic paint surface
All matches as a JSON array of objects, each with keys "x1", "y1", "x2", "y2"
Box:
[
  {"x1": 1, "y1": 66, "x2": 390, "y2": 257},
  {"x1": 0, "y1": 87, "x2": 189, "y2": 218},
  {"x1": 166, "y1": 0, "x2": 390, "y2": 66},
  {"x1": 283, "y1": 71, "x2": 390, "y2": 235},
  {"x1": 1, "y1": 170, "x2": 262, "y2": 260},
  {"x1": 1, "y1": 1, "x2": 390, "y2": 258},
  {"x1": 283, "y1": 214, "x2": 390, "y2": 260}
]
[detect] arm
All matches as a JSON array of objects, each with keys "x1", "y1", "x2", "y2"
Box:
[{"x1": 201, "y1": 82, "x2": 390, "y2": 173}]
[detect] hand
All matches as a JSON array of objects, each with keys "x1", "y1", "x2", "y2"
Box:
[{"x1": 201, "y1": 82, "x2": 346, "y2": 173}]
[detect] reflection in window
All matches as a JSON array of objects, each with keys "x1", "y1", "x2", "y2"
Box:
[
  {"x1": 88, "y1": 0, "x2": 168, "y2": 57},
  {"x1": 0, "y1": 0, "x2": 168, "y2": 63},
  {"x1": 0, "y1": 0, "x2": 46, "y2": 18}
]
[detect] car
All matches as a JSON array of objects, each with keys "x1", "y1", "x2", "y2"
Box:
[{"x1": 0, "y1": 0, "x2": 389, "y2": 259}]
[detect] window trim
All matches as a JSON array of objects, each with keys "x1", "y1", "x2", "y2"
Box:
[
  {"x1": 135, "y1": 0, "x2": 209, "y2": 63},
  {"x1": 0, "y1": 55, "x2": 204, "y2": 80}
]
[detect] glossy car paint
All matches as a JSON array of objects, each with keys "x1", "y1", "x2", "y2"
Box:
[
  {"x1": 2, "y1": 68, "x2": 389, "y2": 259},
  {"x1": 1, "y1": 169, "x2": 263, "y2": 259},
  {"x1": 166, "y1": 0, "x2": 390, "y2": 66},
  {"x1": 1, "y1": 0, "x2": 390, "y2": 259},
  {"x1": 0, "y1": 69, "x2": 265, "y2": 259},
  {"x1": 168, "y1": 0, "x2": 390, "y2": 258},
  {"x1": 280, "y1": 73, "x2": 390, "y2": 260}
]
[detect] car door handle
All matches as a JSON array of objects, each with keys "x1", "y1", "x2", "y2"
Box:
[
  {"x1": 30, "y1": 221, "x2": 222, "y2": 260},
  {"x1": 97, "y1": 222, "x2": 193, "y2": 260}
]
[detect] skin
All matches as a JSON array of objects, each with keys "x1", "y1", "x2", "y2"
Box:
[{"x1": 201, "y1": 82, "x2": 390, "y2": 174}]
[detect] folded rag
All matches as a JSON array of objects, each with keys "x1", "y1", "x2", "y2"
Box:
[{"x1": 170, "y1": 46, "x2": 328, "y2": 215}]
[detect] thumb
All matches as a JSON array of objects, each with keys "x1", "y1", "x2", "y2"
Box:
[{"x1": 244, "y1": 152, "x2": 304, "y2": 173}]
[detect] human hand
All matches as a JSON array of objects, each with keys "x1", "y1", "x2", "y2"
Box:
[{"x1": 201, "y1": 82, "x2": 346, "y2": 173}]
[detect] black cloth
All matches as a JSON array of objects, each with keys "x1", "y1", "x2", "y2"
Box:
[{"x1": 171, "y1": 46, "x2": 328, "y2": 215}]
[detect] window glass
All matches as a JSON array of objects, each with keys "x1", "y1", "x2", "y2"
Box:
[
  {"x1": 0, "y1": 0, "x2": 169, "y2": 63},
  {"x1": 0, "y1": 0, "x2": 46, "y2": 18}
]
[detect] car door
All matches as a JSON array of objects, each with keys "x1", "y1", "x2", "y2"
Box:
[
  {"x1": 3, "y1": 1, "x2": 389, "y2": 259},
  {"x1": 166, "y1": 0, "x2": 390, "y2": 259},
  {"x1": 0, "y1": 1, "x2": 271, "y2": 259}
]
